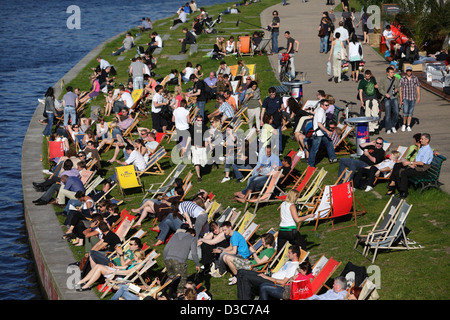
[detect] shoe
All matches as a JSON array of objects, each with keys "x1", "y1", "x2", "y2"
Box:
[
  {"x1": 391, "y1": 127, "x2": 397, "y2": 133},
  {"x1": 228, "y1": 276, "x2": 237, "y2": 285},
  {"x1": 397, "y1": 192, "x2": 408, "y2": 199},
  {"x1": 236, "y1": 178, "x2": 243, "y2": 183},
  {"x1": 221, "y1": 177, "x2": 230, "y2": 183},
  {"x1": 42, "y1": 169, "x2": 52, "y2": 175},
  {"x1": 76, "y1": 286, "x2": 92, "y2": 292},
  {"x1": 33, "y1": 182, "x2": 42, "y2": 187},
  {"x1": 32, "y1": 198, "x2": 43, "y2": 204},
  {"x1": 364, "y1": 186, "x2": 373, "y2": 192},
  {"x1": 150, "y1": 227, "x2": 161, "y2": 234},
  {"x1": 407, "y1": 126, "x2": 412, "y2": 132},
  {"x1": 153, "y1": 240, "x2": 164, "y2": 247},
  {"x1": 329, "y1": 158, "x2": 338, "y2": 164},
  {"x1": 401, "y1": 125, "x2": 406, "y2": 132},
  {"x1": 386, "y1": 130, "x2": 391, "y2": 135},
  {"x1": 34, "y1": 199, "x2": 48, "y2": 205},
  {"x1": 374, "y1": 129, "x2": 380, "y2": 134},
  {"x1": 197, "y1": 177, "x2": 202, "y2": 182},
  {"x1": 210, "y1": 269, "x2": 226, "y2": 278}
]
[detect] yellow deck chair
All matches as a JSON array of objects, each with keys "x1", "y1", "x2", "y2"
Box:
[
  {"x1": 116, "y1": 165, "x2": 145, "y2": 200},
  {"x1": 207, "y1": 200, "x2": 222, "y2": 223},
  {"x1": 235, "y1": 211, "x2": 256, "y2": 233}
]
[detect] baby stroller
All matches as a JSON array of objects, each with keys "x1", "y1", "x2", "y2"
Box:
[{"x1": 204, "y1": 13, "x2": 222, "y2": 34}]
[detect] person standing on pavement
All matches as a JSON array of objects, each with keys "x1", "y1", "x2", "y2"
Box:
[
  {"x1": 358, "y1": 70, "x2": 380, "y2": 135},
  {"x1": 267, "y1": 10, "x2": 280, "y2": 54},
  {"x1": 378, "y1": 66, "x2": 400, "y2": 134},
  {"x1": 307, "y1": 99, "x2": 338, "y2": 168},
  {"x1": 399, "y1": 66, "x2": 421, "y2": 132},
  {"x1": 283, "y1": 31, "x2": 299, "y2": 76}
]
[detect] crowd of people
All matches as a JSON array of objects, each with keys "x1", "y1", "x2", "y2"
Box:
[{"x1": 34, "y1": 0, "x2": 442, "y2": 301}]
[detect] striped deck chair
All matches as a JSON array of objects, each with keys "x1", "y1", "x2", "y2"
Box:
[
  {"x1": 116, "y1": 165, "x2": 145, "y2": 200},
  {"x1": 296, "y1": 168, "x2": 328, "y2": 208},
  {"x1": 334, "y1": 125, "x2": 355, "y2": 155},
  {"x1": 137, "y1": 147, "x2": 166, "y2": 176},
  {"x1": 112, "y1": 211, "x2": 136, "y2": 241},
  {"x1": 243, "y1": 170, "x2": 283, "y2": 214},
  {"x1": 276, "y1": 165, "x2": 317, "y2": 201}
]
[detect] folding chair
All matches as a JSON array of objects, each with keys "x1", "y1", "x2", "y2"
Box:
[
  {"x1": 360, "y1": 200, "x2": 420, "y2": 263},
  {"x1": 137, "y1": 147, "x2": 167, "y2": 176},
  {"x1": 116, "y1": 165, "x2": 145, "y2": 200},
  {"x1": 354, "y1": 196, "x2": 403, "y2": 257},
  {"x1": 47, "y1": 140, "x2": 65, "y2": 162},
  {"x1": 296, "y1": 168, "x2": 328, "y2": 208},
  {"x1": 373, "y1": 145, "x2": 409, "y2": 185},
  {"x1": 242, "y1": 170, "x2": 283, "y2": 214},
  {"x1": 234, "y1": 211, "x2": 256, "y2": 233},
  {"x1": 334, "y1": 125, "x2": 355, "y2": 154},
  {"x1": 143, "y1": 163, "x2": 186, "y2": 199},
  {"x1": 241, "y1": 221, "x2": 260, "y2": 245},
  {"x1": 309, "y1": 256, "x2": 341, "y2": 296},
  {"x1": 206, "y1": 200, "x2": 222, "y2": 223},
  {"x1": 112, "y1": 211, "x2": 136, "y2": 241},
  {"x1": 238, "y1": 36, "x2": 253, "y2": 57}
]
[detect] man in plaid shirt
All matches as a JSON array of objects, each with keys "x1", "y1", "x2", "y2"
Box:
[{"x1": 399, "y1": 66, "x2": 421, "y2": 132}]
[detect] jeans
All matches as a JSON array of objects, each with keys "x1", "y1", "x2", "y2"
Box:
[
  {"x1": 237, "y1": 269, "x2": 273, "y2": 300},
  {"x1": 43, "y1": 112, "x2": 54, "y2": 136},
  {"x1": 232, "y1": 164, "x2": 253, "y2": 181},
  {"x1": 402, "y1": 99, "x2": 416, "y2": 117},
  {"x1": 111, "y1": 284, "x2": 140, "y2": 300},
  {"x1": 63, "y1": 106, "x2": 76, "y2": 127},
  {"x1": 271, "y1": 31, "x2": 279, "y2": 53},
  {"x1": 320, "y1": 35, "x2": 329, "y2": 53},
  {"x1": 259, "y1": 282, "x2": 284, "y2": 300},
  {"x1": 338, "y1": 158, "x2": 368, "y2": 180},
  {"x1": 241, "y1": 175, "x2": 268, "y2": 194},
  {"x1": 384, "y1": 97, "x2": 399, "y2": 131},
  {"x1": 196, "y1": 100, "x2": 206, "y2": 119},
  {"x1": 133, "y1": 76, "x2": 144, "y2": 89},
  {"x1": 307, "y1": 135, "x2": 337, "y2": 168},
  {"x1": 157, "y1": 213, "x2": 183, "y2": 242}
]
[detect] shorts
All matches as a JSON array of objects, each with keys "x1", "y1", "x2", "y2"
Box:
[
  {"x1": 191, "y1": 146, "x2": 207, "y2": 167},
  {"x1": 233, "y1": 256, "x2": 252, "y2": 270}
]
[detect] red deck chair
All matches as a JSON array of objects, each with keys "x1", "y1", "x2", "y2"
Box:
[
  {"x1": 48, "y1": 140, "x2": 65, "y2": 162},
  {"x1": 276, "y1": 166, "x2": 317, "y2": 201},
  {"x1": 309, "y1": 257, "x2": 341, "y2": 297}
]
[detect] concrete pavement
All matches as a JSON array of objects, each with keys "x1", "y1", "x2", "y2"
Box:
[{"x1": 260, "y1": 1, "x2": 450, "y2": 193}]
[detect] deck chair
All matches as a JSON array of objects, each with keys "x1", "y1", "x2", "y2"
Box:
[
  {"x1": 85, "y1": 176, "x2": 104, "y2": 196},
  {"x1": 137, "y1": 147, "x2": 166, "y2": 176},
  {"x1": 361, "y1": 200, "x2": 420, "y2": 263},
  {"x1": 100, "y1": 250, "x2": 160, "y2": 298},
  {"x1": 334, "y1": 125, "x2": 355, "y2": 154},
  {"x1": 354, "y1": 196, "x2": 403, "y2": 256},
  {"x1": 238, "y1": 36, "x2": 253, "y2": 57},
  {"x1": 122, "y1": 117, "x2": 140, "y2": 141},
  {"x1": 270, "y1": 243, "x2": 309, "y2": 274},
  {"x1": 296, "y1": 168, "x2": 328, "y2": 208},
  {"x1": 243, "y1": 170, "x2": 283, "y2": 214},
  {"x1": 227, "y1": 208, "x2": 242, "y2": 228},
  {"x1": 143, "y1": 163, "x2": 186, "y2": 199},
  {"x1": 80, "y1": 170, "x2": 95, "y2": 186},
  {"x1": 234, "y1": 211, "x2": 256, "y2": 233},
  {"x1": 215, "y1": 206, "x2": 233, "y2": 226},
  {"x1": 116, "y1": 165, "x2": 145, "y2": 200},
  {"x1": 254, "y1": 38, "x2": 271, "y2": 55},
  {"x1": 250, "y1": 228, "x2": 277, "y2": 253},
  {"x1": 241, "y1": 221, "x2": 260, "y2": 244},
  {"x1": 302, "y1": 181, "x2": 364, "y2": 231},
  {"x1": 358, "y1": 278, "x2": 380, "y2": 300},
  {"x1": 206, "y1": 200, "x2": 222, "y2": 223},
  {"x1": 309, "y1": 256, "x2": 341, "y2": 296},
  {"x1": 372, "y1": 145, "x2": 408, "y2": 185},
  {"x1": 112, "y1": 211, "x2": 136, "y2": 241},
  {"x1": 107, "y1": 228, "x2": 148, "y2": 260},
  {"x1": 47, "y1": 140, "x2": 65, "y2": 162},
  {"x1": 229, "y1": 65, "x2": 239, "y2": 79},
  {"x1": 277, "y1": 165, "x2": 317, "y2": 201}
]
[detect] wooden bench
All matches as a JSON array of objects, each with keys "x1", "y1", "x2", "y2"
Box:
[{"x1": 408, "y1": 154, "x2": 447, "y2": 193}]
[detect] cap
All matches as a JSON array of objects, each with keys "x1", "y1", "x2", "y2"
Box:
[{"x1": 406, "y1": 66, "x2": 413, "y2": 71}]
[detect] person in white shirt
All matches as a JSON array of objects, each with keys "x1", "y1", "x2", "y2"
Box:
[
  {"x1": 112, "y1": 87, "x2": 134, "y2": 114},
  {"x1": 383, "y1": 25, "x2": 395, "y2": 51},
  {"x1": 151, "y1": 85, "x2": 165, "y2": 132},
  {"x1": 236, "y1": 245, "x2": 301, "y2": 300},
  {"x1": 146, "y1": 32, "x2": 163, "y2": 54},
  {"x1": 95, "y1": 56, "x2": 111, "y2": 70},
  {"x1": 172, "y1": 99, "x2": 191, "y2": 154},
  {"x1": 333, "y1": 21, "x2": 349, "y2": 48},
  {"x1": 112, "y1": 145, "x2": 147, "y2": 172},
  {"x1": 171, "y1": 7, "x2": 187, "y2": 29}
]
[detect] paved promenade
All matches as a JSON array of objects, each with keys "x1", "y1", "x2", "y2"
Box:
[{"x1": 261, "y1": 0, "x2": 450, "y2": 193}]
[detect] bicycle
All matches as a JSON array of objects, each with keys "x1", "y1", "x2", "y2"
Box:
[{"x1": 279, "y1": 53, "x2": 295, "y2": 82}]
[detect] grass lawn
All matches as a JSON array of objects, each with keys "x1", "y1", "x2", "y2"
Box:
[{"x1": 45, "y1": 0, "x2": 450, "y2": 300}]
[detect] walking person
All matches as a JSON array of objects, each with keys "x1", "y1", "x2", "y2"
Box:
[
  {"x1": 348, "y1": 33, "x2": 363, "y2": 82},
  {"x1": 399, "y1": 66, "x2": 421, "y2": 132},
  {"x1": 283, "y1": 31, "x2": 299, "y2": 76},
  {"x1": 328, "y1": 32, "x2": 346, "y2": 83},
  {"x1": 358, "y1": 70, "x2": 380, "y2": 135},
  {"x1": 62, "y1": 86, "x2": 79, "y2": 127},
  {"x1": 378, "y1": 66, "x2": 400, "y2": 134},
  {"x1": 43, "y1": 87, "x2": 57, "y2": 136},
  {"x1": 318, "y1": 17, "x2": 331, "y2": 54}
]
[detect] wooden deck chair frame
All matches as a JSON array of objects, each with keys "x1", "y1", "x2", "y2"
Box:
[
  {"x1": 107, "y1": 228, "x2": 148, "y2": 260},
  {"x1": 234, "y1": 211, "x2": 256, "y2": 233},
  {"x1": 296, "y1": 168, "x2": 328, "y2": 208},
  {"x1": 354, "y1": 196, "x2": 403, "y2": 257},
  {"x1": 116, "y1": 165, "x2": 145, "y2": 200},
  {"x1": 137, "y1": 147, "x2": 166, "y2": 176},
  {"x1": 227, "y1": 208, "x2": 242, "y2": 228},
  {"x1": 113, "y1": 212, "x2": 136, "y2": 241},
  {"x1": 363, "y1": 201, "x2": 419, "y2": 263},
  {"x1": 334, "y1": 125, "x2": 355, "y2": 155},
  {"x1": 143, "y1": 163, "x2": 186, "y2": 199},
  {"x1": 309, "y1": 257, "x2": 341, "y2": 296},
  {"x1": 241, "y1": 221, "x2": 260, "y2": 244},
  {"x1": 243, "y1": 170, "x2": 283, "y2": 214}
]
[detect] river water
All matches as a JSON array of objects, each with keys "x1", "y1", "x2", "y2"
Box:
[{"x1": 0, "y1": 0, "x2": 231, "y2": 300}]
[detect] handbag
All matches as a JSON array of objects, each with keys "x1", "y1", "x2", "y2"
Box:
[
  {"x1": 290, "y1": 279, "x2": 313, "y2": 300},
  {"x1": 318, "y1": 27, "x2": 325, "y2": 37}
]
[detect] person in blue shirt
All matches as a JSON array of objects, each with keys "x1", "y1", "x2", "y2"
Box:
[
  {"x1": 210, "y1": 221, "x2": 250, "y2": 277},
  {"x1": 388, "y1": 133, "x2": 434, "y2": 198},
  {"x1": 56, "y1": 175, "x2": 85, "y2": 205},
  {"x1": 234, "y1": 145, "x2": 281, "y2": 202}
]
